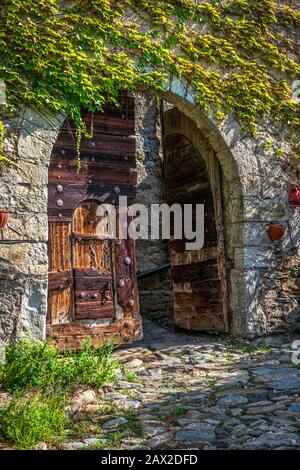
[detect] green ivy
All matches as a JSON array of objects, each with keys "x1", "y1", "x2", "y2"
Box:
[{"x1": 0, "y1": 0, "x2": 299, "y2": 157}]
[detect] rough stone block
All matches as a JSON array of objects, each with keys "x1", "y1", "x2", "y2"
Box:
[
  {"x1": 234, "y1": 247, "x2": 273, "y2": 270},
  {"x1": 0, "y1": 242, "x2": 48, "y2": 276},
  {"x1": 0, "y1": 211, "x2": 48, "y2": 242},
  {"x1": 20, "y1": 278, "x2": 47, "y2": 341},
  {"x1": 0, "y1": 182, "x2": 47, "y2": 213}
]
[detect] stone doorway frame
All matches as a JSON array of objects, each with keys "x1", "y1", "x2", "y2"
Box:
[{"x1": 1, "y1": 81, "x2": 281, "y2": 343}]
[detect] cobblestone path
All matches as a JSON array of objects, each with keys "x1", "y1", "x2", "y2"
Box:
[{"x1": 59, "y1": 319, "x2": 300, "y2": 450}]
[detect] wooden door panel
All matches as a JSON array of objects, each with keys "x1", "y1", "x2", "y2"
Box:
[
  {"x1": 73, "y1": 270, "x2": 114, "y2": 320},
  {"x1": 73, "y1": 239, "x2": 111, "y2": 271},
  {"x1": 48, "y1": 288, "x2": 73, "y2": 325},
  {"x1": 75, "y1": 304, "x2": 114, "y2": 319},
  {"x1": 113, "y1": 238, "x2": 137, "y2": 312},
  {"x1": 48, "y1": 222, "x2": 73, "y2": 324},
  {"x1": 49, "y1": 165, "x2": 137, "y2": 186},
  {"x1": 48, "y1": 222, "x2": 72, "y2": 272},
  {"x1": 47, "y1": 184, "x2": 136, "y2": 213},
  {"x1": 72, "y1": 202, "x2": 114, "y2": 321},
  {"x1": 174, "y1": 306, "x2": 226, "y2": 331},
  {"x1": 171, "y1": 260, "x2": 220, "y2": 284},
  {"x1": 206, "y1": 149, "x2": 228, "y2": 331},
  {"x1": 48, "y1": 270, "x2": 72, "y2": 291}
]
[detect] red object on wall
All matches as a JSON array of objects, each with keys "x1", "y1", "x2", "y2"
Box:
[
  {"x1": 267, "y1": 223, "x2": 286, "y2": 242},
  {"x1": 0, "y1": 210, "x2": 9, "y2": 229},
  {"x1": 288, "y1": 186, "x2": 300, "y2": 208}
]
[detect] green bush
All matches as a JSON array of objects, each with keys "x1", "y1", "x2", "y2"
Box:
[
  {"x1": 0, "y1": 338, "x2": 117, "y2": 393},
  {"x1": 0, "y1": 338, "x2": 117, "y2": 449},
  {"x1": 0, "y1": 393, "x2": 67, "y2": 449}
]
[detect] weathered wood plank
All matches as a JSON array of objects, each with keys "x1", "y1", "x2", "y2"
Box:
[
  {"x1": 48, "y1": 222, "x2": 72, "y2": 272},
  {"x1": 171, "y1": 260, "x2": 219, "y2": 284},
  {"x1": 75, "y1": 306, "x2": 114, "y2": 319},
  {"x1": 54, "y1": 133, "x2": 135, "y2": 152},
  {"x1": 205, "y1": 149, "x2": 229, "y2": 332},
  {"x1": 58, "y1": 118, "x2": 134, "y2": 137},
  {"x1": 48, "y1": 184, "x2": 136, "y2": 213},
  {"x1": 50, "y1": 150, "x2": 136, "y2": 164},
  {"x1": 46, "y1": 319, "x2": 142, "y2": 351},
  {"x1": 49, "y1": 165, "x2": 137, "y2": 186},
  {"x1": 48, "y1": 222, "x2": 73, "y2": 323},
  {"x1": 174, "y1": 306, "x2": 225, "y2": 331},
  {"x1": 170, "y1": 246, "x2": 219, "y2": 266},
  {"x1": 48, "y1": 270, "x2": 72, "y2": 291},
  {"x1": 48, "y1": 287, "x2": 73, "y2": 325}
]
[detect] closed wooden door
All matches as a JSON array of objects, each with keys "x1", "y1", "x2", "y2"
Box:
[
  {"x1": 164, "y1": 109, "x2": 228, "y2": 333},
  {"x1": 47, "y1": 94, "x2": 142, "y2": 349}
]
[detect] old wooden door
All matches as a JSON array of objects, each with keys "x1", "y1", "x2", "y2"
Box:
[
  {"x1": 164, "y1": 108, "x2": 228, "y2": 333},
  {"x1": 47, "y1": 94, "x2": 142, "y2": 349}
]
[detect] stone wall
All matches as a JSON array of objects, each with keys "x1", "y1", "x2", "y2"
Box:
[
  {"x1": 0, "y1": 107, "x2": 63, "y2": 344},
  {"x1": 219, "y1": 118, "x2": 300, "y2": 337}
]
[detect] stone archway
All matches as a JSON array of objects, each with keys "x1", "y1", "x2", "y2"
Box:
[
  {"x1": 0, "y1": 82, "x2": 298, "y2": 344},
  {"x1": 135, "y1": 91, "x2": 245, "y2": 337}
]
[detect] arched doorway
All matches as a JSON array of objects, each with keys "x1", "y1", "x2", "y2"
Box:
[
  {"x1": 46, "y1": 95, "x2": 142, "y2": 349},
  {"x1": 163, "y1": 108, "x2": 228, "y2": 332},
  {"x1": 4, "y1": 84, "x2": 290, "y2": 343}
]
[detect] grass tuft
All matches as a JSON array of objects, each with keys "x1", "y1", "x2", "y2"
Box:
[
  {"x1": 123, "y1": 370, "x2": 142, "y2": 383},
  {"x1": 0, "y1": 338, "x2": 117, "y2": 393},
  {"x1": 170, "y1": 406, "x2": 188, "y2": 417},
  {"x1": 0, "y1": 393, "x2": 67, "y2": 449},
  {"x1": 0, "y1": 338, "x2": 116, "y2": 449}
]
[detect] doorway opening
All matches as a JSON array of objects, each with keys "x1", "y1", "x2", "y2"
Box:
[{"x1": 137, "y1": 106, "x2": 228, "y2": 334}]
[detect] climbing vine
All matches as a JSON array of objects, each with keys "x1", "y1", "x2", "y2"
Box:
[{"x1": 0, "y1": 0, "x2": 299, "y2": 163}]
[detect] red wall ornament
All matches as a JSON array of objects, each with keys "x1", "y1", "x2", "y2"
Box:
[
  {"x1": 267, "y1": 223, "x2": 286, "y2": 242},
  {"x1": 288, "y1": 185, "x2": 300, "y2": 208},
  {"x1": 0, "y1": 210, "x2": 9, "y2": 229}
]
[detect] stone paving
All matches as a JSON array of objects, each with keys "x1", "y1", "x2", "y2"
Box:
[{"x1": 60, "y1": 319, "x2": 300, "y2": 450}]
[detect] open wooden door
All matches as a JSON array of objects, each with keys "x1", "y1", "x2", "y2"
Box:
[
  {"x1": 47, "y1": 94, "x2": 141, "y2": 350},
  {"x1": 164, "y1": 108, "x2": 228, "y2": 333}
]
